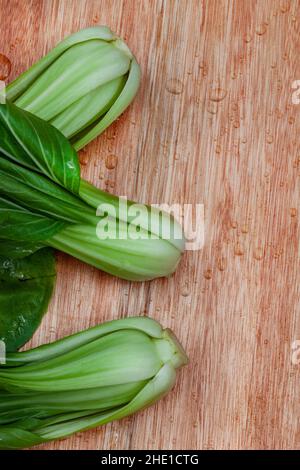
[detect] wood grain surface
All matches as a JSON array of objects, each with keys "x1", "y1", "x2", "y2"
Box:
[{"x1": 1, "y1": 0, "x2": 299, "y2": 450}]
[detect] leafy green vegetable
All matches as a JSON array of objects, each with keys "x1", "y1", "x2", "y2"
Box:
[
  {"x1": 0, "y1": 26, "x2": 140, "y2": 351},
  {"x1": 6, "y1": 26, "x2": 141, "y2": 151},
  {"x1": 0, "y1": 316, "x2": 188, "y2": 449},
  {"x1": 0, "y1": 103, "x2": 184, "y2": 281},
  {"x1": 0, "y1": 249, "x2": 56, "y2": 351}
]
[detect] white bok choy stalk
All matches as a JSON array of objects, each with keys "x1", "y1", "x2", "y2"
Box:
[
  {"x1": 6, "y1": 26, "x2": 141, "y2": 151},
  {"x1": 0, "y1": 316, "x2": 188, "y2": 449}
]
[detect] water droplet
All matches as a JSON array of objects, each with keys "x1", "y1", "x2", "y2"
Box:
[
  {"x1": 105, "y1": 154, "x2": 118, "y2": 170},
  {"x1": 288, "y1": 116, "x2": 295, "y2": 125},
  {"x1": 255, "y1": 24, "x2": 267, "y2": 36},
  {"x1": 215, "y1": 144, "x2": 222, "y2": 154},
  {"x1": 209, "y1": 87, "x2": 227, "y2": 102},
  {"x1": 241, "y1": 136, "x2": 247, "y2": 144},
  {"x1": 293, "y1": 158, "x2": 300, "y2": 168},
  {"x1": 270, "y1": 62, "x2": 277, "y2": 69},
  {"x1": 243, "y1": 33, "x2": 252, "y2": 43},
  {"x1": 290, "y1": 208, "x2": 297, "y2": 217},
  {"x1": 79, "y1": 153, "x2": 88, "y2": 165},
  {"x1": 280, "y1": 1, "x2": 290, "y2": 13},
  {"x1": 233, "y1": 120, "x2": 240, "y2": 129},
  {"x1": 253, "y1": 247, "x2": 264, "y2": 260},
  {"x1": 217, "y1": 257, "x2": 226, "y2": 271},
  {"x1": 273, "y1": 248, "x2": 283, "y2": 259},
  {"x1": 105, "y1": 180, "x2": 115, "y2": 189},
  {"x1": 234, "y1": 243, "x2": 244, "y2": 256},
  {"x1": 166, "y1": 78, "x2": 184, "y2": 95},
  {"x1": 266, "y1": 135, "x2": 274, "y2": 144},
  {"x1": 220, "y1": 126, "x2": 227, "y2": 136},
  {"x1": 204, "y1": 268, "x2": 212, "y2": 280},
  {"x1": 0, "y1": 53, "x2": 11, "y2": 80},
  {"x1": 241, "y1": 224, "x2": 249, "y2": 234},
  {"x1": 181, "y1": 280, "x2": 190, "y2": 297},
  {"x1": 231, "y1": 220, "x2": 238, "y2": 229},
  {"x1": 206, "y1": 101, "x2": 218, "y2": 115}
]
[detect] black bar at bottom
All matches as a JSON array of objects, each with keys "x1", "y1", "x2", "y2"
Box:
[{"x1": 1, "y1": 450, "x2": 299, "y2": 465}]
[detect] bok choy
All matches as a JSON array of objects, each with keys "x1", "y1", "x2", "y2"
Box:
[
  {"x1": 0, "y1": 316, "x2": 188, "y2": 449},
  {"x1": 6, "y1": 26, "x2": 140, "y2": 150},
  {"x1": 0, "y1": 249, "x2": 56, "y2": 351},
  {"x1": 0, "y1": 102, "x2": 184, "y2": 281}
]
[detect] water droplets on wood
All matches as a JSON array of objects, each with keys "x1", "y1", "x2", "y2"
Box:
[
  {"x1": 217, "y1": 257, "x2": 226, "y2": 271},
  {"x1": 105, "y1": 154, "x2": 118, "y2": 170},
  {"x1": 234, "y1": 242, "x2": 244, "y2": 256},
  {"x1": 209, "y1": 87, "x2": 227, "y2": 102},
  {"x1": 215, "y1": 144, "x2": 222, "y2": 155},
  {"x1": 105, "y1": 179, "x2": 115, "y2": 189},
  {"x1": 255, "y1": 24, "x2": 268, "y2": 36},
  {"x1": 243, "y1": 33, "x2": 252, "y2": 43},
  {"x1": 253, "y1": 247, "x2": 264, "y2": 261},
  {"x1": 79, "y1": 152, "x2": 88, "y2": 165},
  {"x1": 241, "y1": 224, "x2": 249, "y2": 234},
  {"x1": 166, "y1": 78, "x2": 184, "y2": 95},
  {"x1": 206, "y1": 101, "x2": 218, "y2": 115},
  {"x1": 204, "y1": 268, "x2": 212, "y2": 280},
  {"x1": 181, "y1": 285, "x2": 190, "y2": 297},
  {"x1": 0, "y1": 53, "x2": 11, "y2": 80},
  {"x1": 280, "y1": 1, "x2": 291, "y2": 13}
]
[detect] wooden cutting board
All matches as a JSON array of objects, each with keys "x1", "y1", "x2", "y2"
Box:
[{"x1": 1, "y1": 0, "x2": 299, "y2": 450}]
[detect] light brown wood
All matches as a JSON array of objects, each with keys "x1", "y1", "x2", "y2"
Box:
[{"x1": 1, "y1": 0, "x2": 299, "y2": 450}]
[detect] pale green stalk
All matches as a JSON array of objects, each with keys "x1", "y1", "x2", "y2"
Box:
[
  {"x1": 6, "y1": 26, "x2": 141, "y2": 150},
  {"x1": 0, "y1": 317, "x2": 188, "y2": 449}
]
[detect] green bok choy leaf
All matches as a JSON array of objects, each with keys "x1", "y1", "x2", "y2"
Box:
[
  {"x1": 0, "y1": 249, "x2": 56, "y2": 351},
  {"x1": 0, "y1": 316, "x2": 188, "y2": 449},
  {"x1": 0, "y1": 103, "x2": 184, "y2": 281},
  {"x1": 6, "y1": 26, "x2": 141, "y2": 150}
]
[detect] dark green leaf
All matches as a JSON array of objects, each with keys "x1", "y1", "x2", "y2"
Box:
[
  {"x1": 0, "y1": 102, "x2": 80, "y2": 194},
  {"x1": 0, "y1": 156, "x2": 94, "y2": 229},
  {"x1": 0, "y1": 249, "x2": 56, "y2": 351},
  {"x1": 0, "y1": 197, "x2": 66, "y2": 243}
]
